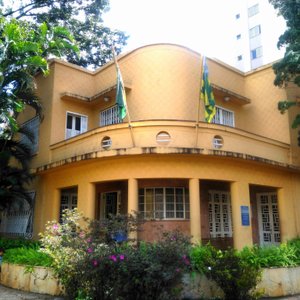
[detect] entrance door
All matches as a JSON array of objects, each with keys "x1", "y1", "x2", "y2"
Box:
[
  {"x1": 100, "y1": 191, "x2": 121, "y2": 219},
  {"x1": 257, "y1": 193, "x2": 280, "y2": 246}
]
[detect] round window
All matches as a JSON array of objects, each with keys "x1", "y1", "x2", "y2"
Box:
[
  {"x1": 156, "y1": 131, "x2": 171, "y2": 145},
  {"x1": 213, "y1": 135, "x2": 224, "y2": 149},
  {"x1": 101, "y1": 136, "x2": 112, "y2": 149}
]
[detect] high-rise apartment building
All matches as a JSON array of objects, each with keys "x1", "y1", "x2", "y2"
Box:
[{"x1": 229, "y1": 0, "x2": 286, "y2": 71}]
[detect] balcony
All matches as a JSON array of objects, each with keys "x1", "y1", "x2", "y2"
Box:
[{"x1": 33, "y1": 120, "x2": 291, "y2": 173}]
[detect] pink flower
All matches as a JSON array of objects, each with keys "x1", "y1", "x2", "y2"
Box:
[
  {"x1": 92, "y1": 260, "x2": 98, "y2": 267},
  {"x1": 109, "y1": 255, "x2": 117, "y2": 262},
  {"x1": 176, "y1": 268, "x2": 181, "y2": 273},
  {"x1": 182, "y1": 255, "x2": 190, "y2": 265},
  {"x1": 86, "y1": 237, "x2": 92, "y2": 243},
  {"x1": 119, "y1": 254, "x2": 125, "y2": 261},
  {"x1": 87, "y1": 247, "x2": 93, "y2": 253},
  {"x1": 79, "y1": 232, "x2": 85, "y2": 238},
  {"x1": 52, "y1": 224, "x2": 59, "y2": 231}
]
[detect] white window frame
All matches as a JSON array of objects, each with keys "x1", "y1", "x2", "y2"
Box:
[
  {"x1": 257, "y1": 193, "x2": 280, "y2": 246},
  {"x1": 212, "y1": 106, "x2": 235, "y2": 127},
  {"x1": 60, "y1": 188, "x2": 78, "y2": 221},
  {"x1": 208, "y1": 190, "x2": 232, "y2": 238},
  {"x1": 20, "y1": 116, "x2": 40, "y2": 155},
  {"x1": 138, "y1": 187, "x2": 189, "y2": 220},
  {"x1": 65, "y1": 111, "x2": 88, "y2": 139},
  {"x1": 251, "y1": 46, "x2": 263, "y2": 60},
  {"x1": 248, "y1": 4, "x2": 259, "y2": 17},
  {"x1": 100, "y1": 105, "x2": 121, "y2": 127},
  {"x1": 249, "y1": 25, "x2": 261, "y2": 39}
]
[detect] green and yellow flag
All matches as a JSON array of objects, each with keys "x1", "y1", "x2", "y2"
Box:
[
  {"x1": 116, "y1": 64, "x2": 127, "y2": 120},
  {"x1": 200, "y1": 56, "x2": 216, "y2": 123}
]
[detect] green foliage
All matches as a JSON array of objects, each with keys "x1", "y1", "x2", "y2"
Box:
[
  {"x1": 269, "y1": 0, "x2": 300, "y2": 88},
  {"x1": 0, "y1": 237, "x2": 40, "y2": 250},
  {"x1": 3, "y1": 247, "x2": 53, "y2": 267},
  {"x1": 1, "y1": 0, "x2": 128, "y2": 69},
  {"x1": 190, "y1": 244, "x2": 262, "y2": 300},
  {"x1": 0, "y1": 17, "x2": 77, "y2": 208},
  {"x1": 268, "y1": 0, "x2": 300, "y2": 133},
  {"x1": 40, "y1": 209, "x2": 191, "y2": 300},
  {"x1": 239, "y1": 243, "x2": 299, "y2": 268}
]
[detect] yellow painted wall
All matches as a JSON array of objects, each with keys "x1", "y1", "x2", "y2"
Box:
[{"x1": 34, "y1": 154, "x2": 300, "y2": 246}]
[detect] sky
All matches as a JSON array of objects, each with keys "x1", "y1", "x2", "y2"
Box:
[{"x1": 102, "y1": 0, "x2": 286, "y2": 66}]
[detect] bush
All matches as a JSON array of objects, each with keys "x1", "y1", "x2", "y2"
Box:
[
  {"x1": 3, "y1": 247, "x2": 53, "y2": 267},
  {"x1": 40, "y1": 209, "x2": 192, "y2": 300},
  {"x1": 190, "y1": 244, "x2": 261, "y2": 300},
  {"x1": 239, "y1": 243, "x2": 298, "y2": 268},
  {"x1": 0, "y1": 237, "x2": 40, "y2": 250}
]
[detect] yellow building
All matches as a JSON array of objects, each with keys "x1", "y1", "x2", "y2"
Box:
[{"x1": 4, "y1": 44, "x2": 300, "y2": 249}]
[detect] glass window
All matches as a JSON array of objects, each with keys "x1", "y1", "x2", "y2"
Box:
[
  {"x1": 248, "y1": 4, "x2": 259, "y2": 17},
  {"x1": 236, "y1": 34, "x2": 241, "y2": 40},
  {"x1": 249, "y1": 25, "x2": 261, "y2": 38},
  {"x1": 66, "y1": 113, "x2": 88, "y2": 139},
  {"x1": 212, "y1": 106, "x2": 235, "y2": 127},
  {"x1": 237, "y1": 55, "x2": 243, "y2": 61},
  {"x1": 138, "y1": 187, "x2": 189, "y2": 220},
  {"x1": 60, "y1": 187, "x2": 78, "y2": 221},
  {"x1": 235, "y1": 13, "x2": 240, "y2": 19},
  {"x1": 251, "y1": 46, "x2": 263, "y2": 60}
]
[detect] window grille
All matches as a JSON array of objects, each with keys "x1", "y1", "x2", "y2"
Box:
[
  {"x1": 20, "y1": 116, "x2": 39, "y2": 155},
  {"x1": 138, "y1": 187, "x2": 189, "y2": 220},
  {"x1": 60, "y1": 188, "x2": 78, "y2": 221},
  {"x1": 100, "y1": 105, "x2": 121, "y2": 127},
  {"x1": 208, "y1": 190, "x2": 232, "y2": 238},
  {"x1": 212, "y1": 106, "x2": 235, "y2": 127},
  {"x1": 0, "y1": 192, "x2": 35, "y2": 238}
]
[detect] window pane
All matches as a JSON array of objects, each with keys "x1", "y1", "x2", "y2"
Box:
[
  {"x1": 75, "y1": 116, "x2": 81, "y2": 131},
  {"x1": 67, "y1": 115, "x2": 73, "y2": 129}
]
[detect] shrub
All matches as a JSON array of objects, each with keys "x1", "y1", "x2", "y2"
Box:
[
  {"x1": 40, "y1": 209, "x2": 191, "y2": 300},
  {"x1": 3, "y1": 247, "x2": 53, "y2": 267},
  {"x1": 239, "y1": 243, "x2": 298, "y2": 268},
  {"x1": 0, "y1": 237, "x2": 40, "y2": 250},
  {"x1": 190, "y1": 244, "x2": 261, "y2": 300}
]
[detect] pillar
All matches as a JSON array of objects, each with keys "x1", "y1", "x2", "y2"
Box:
[
  {"x1": 78, "y1": 182, "x2": 96, "y2": 219},
  {"x1": 128, "y1": 178, "x2": 138, "y2": 240},
  {"x1": 230, "y1": 181, "x2": 253, "y2": 250},
  {"x1": 128, "y1": 178, "x2": 138, "y2": 214},
  {"x1": 189, "y1": 178, "x2": 201, "y2": 244}
]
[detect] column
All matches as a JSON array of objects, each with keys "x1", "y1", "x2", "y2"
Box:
[
  {"x1": 278, "y1": 187, "x2": 296, "y2": 242},
  {"x1": 78, "y1": 182, "x2": 96, "y2": 219},
  {"x1": 189, "y1": 178, "x2": 201, "y2": 244},
  {"x1": 128, "y1": 178, "x2": 138, "y2": 241},
  {"x1": 128, "y1": 178, "x2": 138, "y2": 215},
  {"x1": 230, "y1": 181, "x2": 253, "y2": 250}
]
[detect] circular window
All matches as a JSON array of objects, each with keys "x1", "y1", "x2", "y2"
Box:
[
  {"x1": 101, "y1": 136, "x2": 112, "y2": 149},
  {"x1": 156, "y1": 131, "x2": 171, "y2": 145},
  {"x1": 213, "y1": 135, "x2": 224, "y2": 149}
]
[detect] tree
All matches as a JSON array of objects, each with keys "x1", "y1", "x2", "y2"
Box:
[
  {"x1": 269, "y1": 0, "x2": 300, "y2": 129},
  {"x1": 0, "y1": 17, "x2": 78, "y2": 208},
  {"x1": 0, "y1": 0, "x2": 128, "y2": 69}
]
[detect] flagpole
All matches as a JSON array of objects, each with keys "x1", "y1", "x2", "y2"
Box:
[
  {"x1": 111, "y1": 45, "x2": 136, "y2": 147},
  {"x1": 195, "y1": 54, "x2": 204, "y2": 147}
]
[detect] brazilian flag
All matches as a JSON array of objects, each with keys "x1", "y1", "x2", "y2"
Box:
[
  {"x1": 116, "y1": 65, "x2": 127, "y2": 120},
  {"x1": 200, "y1": 56, "x2": 216, "y2": 123}
]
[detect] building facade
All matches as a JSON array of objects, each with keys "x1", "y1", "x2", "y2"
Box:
[
  {"x1": 4, "y1": 44, "x2": 300, "y2": 249},
  {"x1": 229, "y1": 0, "x2": 286, "y2": 72}
]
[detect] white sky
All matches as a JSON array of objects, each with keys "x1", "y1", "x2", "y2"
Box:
[
  {"x1": 103, "y1": 0, "x2": 237, "y2": 62},
  {"x1": 103, "y1": 0, "x2": 286, "y2": 66}
]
